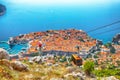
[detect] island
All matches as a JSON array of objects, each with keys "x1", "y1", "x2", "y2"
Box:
[{"x1": 0, "y1": 4, "x2": 6, "y2": 16}]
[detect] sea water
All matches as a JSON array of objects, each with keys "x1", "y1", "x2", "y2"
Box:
[
  {"x1": 0, "y1": 41, "x2": 28, "y2": 54},
  {"x1": 0, "y1": 0, "x2": 120, "y2": 54}
]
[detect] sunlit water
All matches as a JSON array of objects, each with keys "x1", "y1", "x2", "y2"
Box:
[{"x1": 0, "y1": 0, "x2": 120, "y2": 54}]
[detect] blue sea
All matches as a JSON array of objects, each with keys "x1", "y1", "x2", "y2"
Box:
[{"x1": 0, "y1": 0, "x2": 120, "y2": 54}]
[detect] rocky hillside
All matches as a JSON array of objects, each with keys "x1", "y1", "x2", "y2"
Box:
[{"x1": 112, "y1": 33, "x2": 120, "y2": 44}]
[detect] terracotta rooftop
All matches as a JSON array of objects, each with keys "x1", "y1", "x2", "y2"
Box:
[{"x1": 14, "y1": 29, "x2": 97, "y2": 53}]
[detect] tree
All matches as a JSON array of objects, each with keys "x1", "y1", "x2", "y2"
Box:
[
  {"x1": 104, "y1": 42, "x2": 112, "y2": 48},
  {"x1": 104, "y1": 42, "x2": 116, "y2": 53},
  {"x1": 75, "y1": 45, "x2": 80, "y2": 54},
  {"x1": 78, "y1": 37, "x2": 85, "y2": 42},
  {"x1": 110, "y1": 46, "x2": 116, "y2": 53},
  {"x1": 83, "y1": 60, "x2": 95, "y2": 76}
]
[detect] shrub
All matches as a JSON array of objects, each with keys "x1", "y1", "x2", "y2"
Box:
[
  {"x1": 107, "y1": 64, "x2": 115, "y2": 69},
  {"x1": 110, "y1": 46, "x2": 116, "y2": 53},
  {"x1": 83, "y1": 60, "x2": 95, "y2": 76},
  {"x1": 93, "y1": 69, "x2": 120, "y2": 77},
  {"x1": 94, "y1": 55, "x2": 98, "y2": 58},
  {"x1": 104, "y1": 43, "x2": 112, "y2": 48},
  {"x1": 31, "y1": 52, "x2": 39, "y2": 56}
]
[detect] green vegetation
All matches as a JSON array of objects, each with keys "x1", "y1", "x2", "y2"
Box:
[
  {"x1": 59, "y1": 56, "x2": 67, "y2": 62},
  {"x1": 31, "y1": 52, "x2": 39, "y2": 56},
  {"x1": 93, "y1": 62, "x2": 120, "y2": 79},
  {"x1": 104, "y1": 42, "x2": 116, "y2": 53},
  {"x1": 104, "y1": 42, "x2": 112, "y2": 48},
  {"x1": 83, "y1": 60, "x2": 95, "y2": 76},
  {"x1": 110, "y1": 46, "x2": 116, "y2": 53},
  {"x1": 0, "y1": 58, "x2": 81, "y2": 80},
  {"x1": 93, "y1": 69, "x2": 120, "y2": 77},
  {"x1": 78, "y1": 37, "x2": 85, "y2": 42}
]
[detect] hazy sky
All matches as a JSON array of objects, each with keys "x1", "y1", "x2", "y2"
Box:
[{"x1": 5, "y1": 0, "x2": 120, "y2": 6}]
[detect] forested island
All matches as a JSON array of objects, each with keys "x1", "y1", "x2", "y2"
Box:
[{"x1": 0, "y1": 4, "x2": 6, "y2": 16}]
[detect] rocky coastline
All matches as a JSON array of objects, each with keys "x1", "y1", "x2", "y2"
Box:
[
  {"x1": 0, "y1": 29, "x2": 120, "y2": 80},
  {"x1": 6, "y1": 30, "x2": 120, "y2": 59},
  {"x1": 8, "y1": 29, "x2": 97, "y2": 52},
  {"x1": 112, "y1": 33, "x2": 120, "y2": 44},
  {"x1": 0, "y1": 4, "x2": 6, "y2": 16}
]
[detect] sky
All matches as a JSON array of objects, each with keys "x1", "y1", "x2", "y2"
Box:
[{"x1": 4, "y1": 0, "x2": 120, "y2": 6}]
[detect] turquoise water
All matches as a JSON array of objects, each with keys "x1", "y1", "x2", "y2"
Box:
[
  {"x1": 0, "y1": 42, "x2": 28, "y2": 54},
  {"x1": 0, "y1": 0, "x2": 120, "y2": 54}
]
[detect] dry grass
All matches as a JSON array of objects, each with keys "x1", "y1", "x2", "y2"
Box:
[{"x1": 0, "y1": 60, "x2": 80, "y2": 80}]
